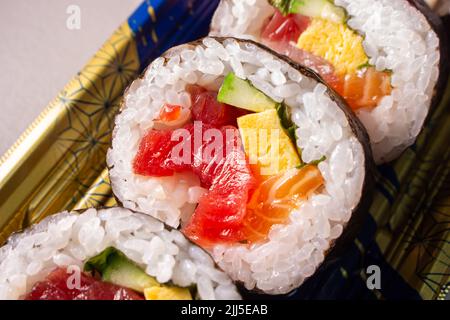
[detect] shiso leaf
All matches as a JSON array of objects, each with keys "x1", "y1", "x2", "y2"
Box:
[
  {"x1": 84, "y1": 246, "x2": 118, "y2": 274},
  {"x1": 276, "y1": 102, "x2": 303, "y2": 161},
  {"x1": 357, "y1": 62, "x2": 371, "y2": 70},
  {"x1": 297, "y1": 155, "x2": 327, "y2": 169}
]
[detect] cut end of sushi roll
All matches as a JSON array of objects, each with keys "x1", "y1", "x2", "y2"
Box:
[
  {"x1": 107, "y1": 37, "x2": 374, "y2": 295},
  {"x1": 0, "y1": 208, "x2": 241, "y2": 300},
  {"x1": 210, "y1": 0, "x2": 447, "y2": 163}
]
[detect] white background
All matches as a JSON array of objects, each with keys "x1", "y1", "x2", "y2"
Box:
[{"x1": 0, "y1": 0, "x2": 141, "y2": 155}]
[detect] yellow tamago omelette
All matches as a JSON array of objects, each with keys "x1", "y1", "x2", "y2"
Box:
[
  {"x1": 297, "y1": 18, "x2": 368, "y2": 76},
  {"x1": 237, "y1": 109, "x2": 301, "y2": 177},
  {"x1": 144, "y1": 286, "x2": 192, "y2": 300}
]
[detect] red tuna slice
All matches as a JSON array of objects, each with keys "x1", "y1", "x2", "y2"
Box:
[
  {"x1": 132, "y1": 89, "x2": 257, "y2": 247},
  {"x1": 133, "y1": 129, "x2": 181, "y2": 177},
  {"x1": 72, "y1": 282, "x2": 144, "y2": 300},
  {"x1": 133, "y1": 125, "x2": 202, "y2": 177},
  {"x1": 188, "y1": 85, "x2": 248, "y2": 127},
  {"x1": 24, "y1": 267, "x2": 143, "y2": 300},
  {"x1": 133, "y1": 122, "x2": 250, "y2": 187},
  {"x1": 183, "y1": 127, "x2": 256, "y2": 247},
  {"x1": 133, "y1": 123, "x2": 256, "y2": 247},
  {"x1": 191, "y1": 125, "x2": 242, "y2": 187},
  {"x1": 261, "y1": 10, "x2": 310, "y2": 43},
  {"x1": 25, "y1": 267, "x2": 97, "y2": 300},
  {"x1": 24, "y1": 281, "x2": 72, "y2": 300},
  {"x1": 133, "y1": 123, "x2": 218, "y2": 181},
  {"x1": 133, "y1": 85, "x2": 248, "y2": 178}
]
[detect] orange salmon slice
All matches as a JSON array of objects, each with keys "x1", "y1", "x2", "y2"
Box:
[
  {"x1": 332, "y1": 67, "x2": 392, "y2": 110},
  {"x1": 242, "y1": 165, "x2": 324, "y2": 243}
]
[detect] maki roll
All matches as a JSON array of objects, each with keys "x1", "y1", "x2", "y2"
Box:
[
  {"x1": 0, "y1": 207, "x2": 241, "y2": 300},
  {"x1": 210, "y1": 0, "x2": 448, "y2": 163},
  {"x1": 108, "y1": 37, "x2": 374, "y2": 294}
]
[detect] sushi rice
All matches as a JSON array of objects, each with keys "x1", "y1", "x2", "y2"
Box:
[
  {"x1": 0, "y1": 207, "x2": 241, "y2": 300},
  {"x1": 107, "y1": 37, "x2": 371, "y2": 294},
  {"x1": 210, "y1": 0, "x2": 442, "y2": 163}
]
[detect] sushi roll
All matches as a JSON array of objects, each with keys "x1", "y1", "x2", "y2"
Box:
[
  {"x1": 107, "y1": 37, "x2": 374, "y2": 294},
  {"x1": 0, "y1": 207, "x2": 241, "y2": 300},
  {"x1": 210, "y1": 0, "x2": 448, "y2": 163}
]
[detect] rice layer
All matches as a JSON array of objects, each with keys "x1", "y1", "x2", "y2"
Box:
[
  {"x1": 0, "y1": 208, "x2": 241, "y2": 300},
  {"x1": 108, "y1": 37, "x2": 367, "y2": 294},
  {"x1": 210, "y1": 0, "x2": 441, "y2": 163}
]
